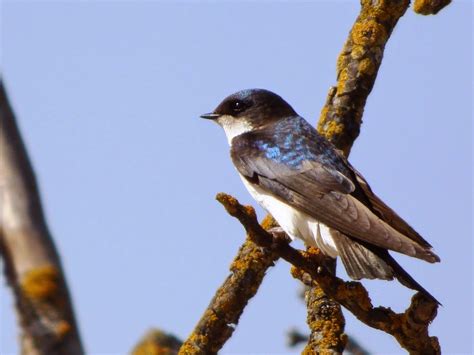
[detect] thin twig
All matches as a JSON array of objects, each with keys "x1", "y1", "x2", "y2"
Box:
[
  {"x1": 178, "y1": 214, "x2": 280, "y2": 354},
  {"x1": 413, "y1": 0, "x2": 451, "y2": 15}
]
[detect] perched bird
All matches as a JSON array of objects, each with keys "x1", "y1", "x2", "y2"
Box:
[{"x1": 201, "y1": 89, "x2": 440, "y2": 303}]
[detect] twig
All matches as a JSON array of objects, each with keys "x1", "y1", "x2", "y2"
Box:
[
  {"x1": 132, "y1": 328, "x2": 181, "y2": 355},
  {"x1": 178, "y1": 214, "x2": 280, "y2": 354},
  {"x1": 318, "y1": 0, "x2": 410, "y2": 155},
  {"x1": 413, "y1": 0, "x2": 451, "y2": 15},
  {"x1": 287, "y1": 328, "x2": 370, "y2": 355},
  {"x1": 216, "y1": 192, "x2": 440, "y2": 355},
  {"x1": 0, "y1": 82, "x2": 84, "y2": 354}
]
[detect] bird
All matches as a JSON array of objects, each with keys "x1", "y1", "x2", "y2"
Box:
[{"x1": 201, "y1": 88, "x2": 440, "y2": 303}]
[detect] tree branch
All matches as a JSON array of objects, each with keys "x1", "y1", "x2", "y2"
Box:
[
  {"x1": 216, "y1": 192, "x2": 440, "y2": 355},
  {"x1": 413, "y1": 0, "x2": 451, "y2": 15},
  {"x1": 306, "y1": 2, "x2": 415, "y2": 352},
  {"x1": 309, "y1": 0, "x2": 449, "y2": 352},
  {"x1": 318, "y1": 0, "x2": 410, "y2": 155},
  {"x1": 0, "y1": 81, "x2": 84, "y2": 354},
  {"x1": 132, "y1": 328, "x2": 181, "y2": 355},
  {"x1": 178, "y1": 214, "x2": 280, "y2": 354}
]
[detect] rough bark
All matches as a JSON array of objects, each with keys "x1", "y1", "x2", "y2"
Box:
[
  {"x1": 0, "y1": 81, "x2": 84, "y2": 355},
  {"x1": 132, "y1": 328, "x2": 181, "y2": 355},
  {"x1": 306, "y1": 1, "x2": 414, "y2": 352},
  {"x1": 318, "y1": 0, "x2": 410, "y2": 155},
  {"x1": 413, "y1": 0, "x2": 451, "y2": 15},
  {"x1": 178, "y1": 215, "x2": 280, "y2": 354}
]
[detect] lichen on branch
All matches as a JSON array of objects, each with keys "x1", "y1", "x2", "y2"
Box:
[
  {"x1": 0, "y1": 82, "x2": 84, "y2": 355},
  {"x1": 318, "y1": 0, "x2": 411, "y2": 155},
  {"x1": 178, "y1": 211, "x2": 280, "y2": 354}
]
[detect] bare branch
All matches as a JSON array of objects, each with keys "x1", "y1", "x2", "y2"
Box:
[
  {"x1": 0, "y1": 81, "x2": 84, "y2": 355},
  {"x1": 216, "y1": 192, "x2": 440, "y2": 355}
]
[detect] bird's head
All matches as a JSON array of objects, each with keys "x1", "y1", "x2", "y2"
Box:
[{"x1": 201, "y1": 89, "x2": 296, "y2": 144}]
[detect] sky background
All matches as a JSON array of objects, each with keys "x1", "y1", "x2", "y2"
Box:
[{"x1": 1, "y1": 1, "x2": 472, "y2": 354}]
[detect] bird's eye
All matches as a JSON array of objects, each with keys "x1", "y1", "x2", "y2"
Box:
[{"x1": 231, "y1": 100, "x2": 245, "y2": 113}]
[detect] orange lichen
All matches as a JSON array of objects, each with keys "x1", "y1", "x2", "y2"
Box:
[
  {"x1": 336, "y1": 68, "x2": 350, "y2": 95},
  {"x1": 322, "y1": 120, "x2": 344, "y2": 140},
  {"x1": 303, "y1": 282, "x2": 346, "y2": 353},
  {"x1": 307, "y1": 319, "x2": 345, "y2": 349},
  {"x1": 358, "y1": 57, "x2": 376, "y2": 75},
  {"x1": 351, "y1": 20, "x2": 388, "y2": 47},
  {"x1": 243, "y1": 205, "x2": 256, "y2": 219},
  {"x1": 350, "y1": 45, "x2": 366, "y2": 60},
  {"x1": 55, "y1": 320, "x2": 72, "y2": 338},
  {"x1": 21, "y1": 265, "x2": 59, "y2": 300},
  {"x1": 413, "y1": 0, "x2": 451, "y2": 15},
  {"x1": 336, "y1": 52, "x2": 349, "y2": 75},
  {"x1": 362, "y1": 0, "x2": 408, "y2": 20},
  {"x1": 260, "y1": 214, "x2": 278, "y2": 230},
  {"x1": 317, "y1": 106, "x2": 329, "y2": 133}
]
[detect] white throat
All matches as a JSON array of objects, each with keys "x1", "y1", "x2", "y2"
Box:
[{"x1": 217, "y1": 114, "x2": 253, "y2": 145}]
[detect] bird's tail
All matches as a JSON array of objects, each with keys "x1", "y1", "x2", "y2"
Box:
[
  {"x1": 383, "y1": 253, "x2": 441, "y2": 305},
  {"x1": 331, "y1": 229, "x2": 440, "y2": 305}
]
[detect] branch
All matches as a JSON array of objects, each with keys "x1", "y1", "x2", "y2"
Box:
[
  {"x1": 413, "y1": 0, "x2": 451, "y2": 15},
  {"x1": 132, "y1": 328, "x2": 181, "y2": 355},
  {"x1": 178, "y1": 214, "x2": 280, "y2": 354},
  {"x1": 318, "y1": 0, "x2": 411, "y2": 155},
  {"x1": 307, "y1": 1, "x2": 416, "y2": 351},
  {"x1": 310, "y1": 0, "x2": 449, "y2": 352},
  {"x1": 217, "y1": 192, "x2": 440, "y2": 355},
  {"x1": 287, "y1": 328, "x2": 370, "y2": 355},
  {"x1": 0, "y1": 81, "x2": 84, "y2": 354}
]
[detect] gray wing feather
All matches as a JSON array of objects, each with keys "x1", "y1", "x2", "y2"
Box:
[
  {"x1": 329, "y1": 229, "x2": 393, "y2": 280},
  {"x1": 351, "y1": 168, "x2": 433, "y2": 248}
]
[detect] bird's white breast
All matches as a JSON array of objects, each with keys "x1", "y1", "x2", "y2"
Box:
[{"x1": 239, "y1": 174, "x2": 338, "y2": 257}]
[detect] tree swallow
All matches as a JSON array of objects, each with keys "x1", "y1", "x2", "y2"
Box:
[{"x1": 202, "y1": 89, "x2": 440, "y2": 302}]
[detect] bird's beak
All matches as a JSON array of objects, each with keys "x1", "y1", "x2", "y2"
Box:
[{"x1": 200, "y1": 113, "x2": 220, "y2": 120}]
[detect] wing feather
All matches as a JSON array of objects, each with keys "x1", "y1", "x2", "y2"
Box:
[
  {"x1": 231, "y1": 132, "x2": 439, "y2": 263},
  {"x1": 350, "y1": 167, "x2": 433, "y2": 248}
]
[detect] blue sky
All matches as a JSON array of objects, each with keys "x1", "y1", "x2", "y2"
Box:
[{"x1": 1, "y1": 1, "x2": 472, "y2": 354}]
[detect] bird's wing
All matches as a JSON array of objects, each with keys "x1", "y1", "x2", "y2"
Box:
[
  {"x1": 231, "y1": 137, "x2": 439, "y2": 263},
  {"x1": 329, "y1": 228, "x2": 393, "y2": 280},
  {"x1": 348, "y1": 165, "x2": 433, "y2": 248}
]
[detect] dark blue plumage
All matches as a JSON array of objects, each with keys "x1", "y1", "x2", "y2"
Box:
[{"x1": 250, "y1": 115, "x2": 351, "y2": 173}]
